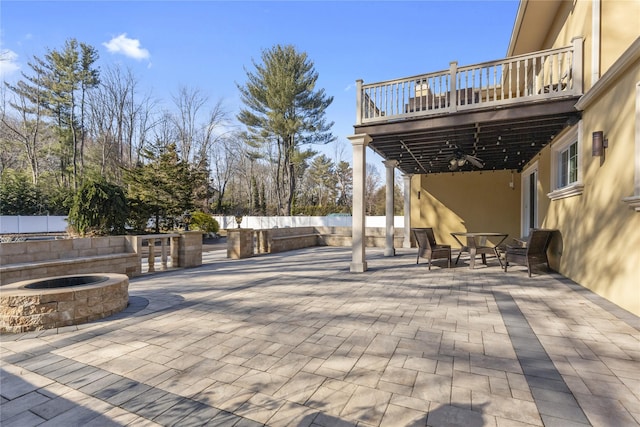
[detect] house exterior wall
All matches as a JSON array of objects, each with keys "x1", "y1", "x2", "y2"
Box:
[
  {"x1": 536, "y1": 58, "x2": 640, "y2": 315},
  {"x1": 515, "y1": 0, "x2": 640, "y2": 315},
  {"x1": 601, "y1": 1, "x2": 640, "y2": 72},
  {"x1": 411, "y1": 170, "x2": 522, "y2": 248},
  {"x1": 408, "y1": 0, "x2": 639, "y2": 315}
]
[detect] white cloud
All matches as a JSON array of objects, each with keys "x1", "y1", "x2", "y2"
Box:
[
  {"x1": 0, "y1": 49, "x2": 20, "y2": 78},
  {"x1": 103, "y1": 33, "x2": 150, "y2": 60}
]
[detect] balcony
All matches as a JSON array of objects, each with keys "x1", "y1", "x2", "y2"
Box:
[{"x1": 354, "y1": 38, "x2": 583, "y2": 174}]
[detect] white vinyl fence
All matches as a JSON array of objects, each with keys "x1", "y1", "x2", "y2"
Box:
[
  {"x1": 0, "y1": 216, "x2": 68, "y2": 234},
  {"x1": 213, "y1": 215, "x2": 405, "y2": 230},
  {"x1": 0, "y1": 215, "x2": 405, "y2": 234}
]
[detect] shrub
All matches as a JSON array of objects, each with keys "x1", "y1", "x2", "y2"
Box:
[
  {"x1": 67, "y1": 179, "x2": 128, "y2": 236},
  {"x1": 190, "y1": 211, "x2": 219, "y2": 234}
]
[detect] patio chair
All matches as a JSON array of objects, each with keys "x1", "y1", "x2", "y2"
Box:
[
  {"x1": 413, "y1": 228, "x2": 451, "y2": 270},
  {"x1": 504, "y1": 229, "x2": 553, "y2": 277}
]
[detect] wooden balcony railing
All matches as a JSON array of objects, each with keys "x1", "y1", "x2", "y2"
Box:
[{"x1": 356, "y1": 37, "x2": 583, "y2": 125}]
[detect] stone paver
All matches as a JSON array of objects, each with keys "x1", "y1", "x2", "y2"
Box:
[{"x1": 1, "y1": 246, "x2": 639, "y2": 426}]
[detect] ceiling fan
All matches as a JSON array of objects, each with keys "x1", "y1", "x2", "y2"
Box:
[{"x1": 448, "y1": 148, "x2": 485, "y2": 171}]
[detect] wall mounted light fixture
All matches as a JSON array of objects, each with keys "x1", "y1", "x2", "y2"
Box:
[{"x1": 592, "y1": 131, "x2": 608, "y2": 156}]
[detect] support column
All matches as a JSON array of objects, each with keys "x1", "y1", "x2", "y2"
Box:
[
  {"x1": 348, "y1": 133, "x2": 371, "y2": 272},
  {"x1": 403, "y1": 174, "x2": 412, "y2": 248},
  {"x1": 383, "y1": 160, "x2": 398, "y2": 257}
]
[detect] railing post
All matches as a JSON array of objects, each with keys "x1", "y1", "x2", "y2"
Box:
[
  {"x1": 125, "y1": 235, "x2": 143, "y2": 276},
  {"x1": 449, "y1": 61, "x2": 458, "y2": 112},
  {"x1": 356, "y1": 79, "x2": 363, "y2": 125},
  {"x1": 571, "y1": 36, "x2": 584, "y2": 95},
  {"x1": 173, "y1": 231, "x2": 202, "y2": 267},
  {"x1": 170, "y1": 236, "x2": 180, "y2": 267},
  {"x1": 227, "y1": 228, "x2": 254, "y2": 259},
  {"x1": 160, "y1": 237, "x2": 168, "y2": 270},
  {"x1": 147, "y1": 238, "x2": 155, "y2": 273}
]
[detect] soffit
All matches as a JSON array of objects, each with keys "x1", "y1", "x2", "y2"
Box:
[
  {"x1": 507, "y1": 0, "x2": 563, "y2": 56},
  {"x1": 354, "y1": 98, "x2": 581, "y2": 175}
]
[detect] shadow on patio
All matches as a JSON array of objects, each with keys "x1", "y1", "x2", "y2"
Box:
[{"x1": 1, "y1": 246, "x2": 638, "y2": 426}]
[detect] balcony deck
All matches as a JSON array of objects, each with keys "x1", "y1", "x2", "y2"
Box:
[{"x1": 354, "y1": 38, "x2": 583, "y2": 174}]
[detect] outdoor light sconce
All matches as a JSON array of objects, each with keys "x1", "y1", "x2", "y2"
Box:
[{"x1": 592, "y1": 131, "x2": 608, "y2": 156}]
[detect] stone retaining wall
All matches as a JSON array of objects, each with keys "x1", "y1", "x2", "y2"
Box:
[
  {"x1": 0, "y1": 237, "x2": 140, "y2": 286},
  {"x1": 228, "y1": 227, "x2": 409, "y2": 258},
  {"x1": 0, "y1": 233, "x2": 203, "y2": 286}
]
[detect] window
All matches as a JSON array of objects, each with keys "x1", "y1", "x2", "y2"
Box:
[
  {"x1": 559, "y1": 141, "x2": 578, "y2": 187},
  {"x1": 547, "y1": 122, "x2": 584, "y2": 200}
]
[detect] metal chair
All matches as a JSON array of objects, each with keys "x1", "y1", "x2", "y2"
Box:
[
  {"x1": 412, "y1": 228, "x2": 451, "y2": 270},
  {"x1": 504, "y1": 229, "x2": 553, "y2": 277}
]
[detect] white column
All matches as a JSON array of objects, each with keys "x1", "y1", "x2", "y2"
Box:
[
  {"x1": 403, "y1": 174, "x2": 412, "y2": 248},
  {"x1": 348, "y1": 134, "x2": 371, "y2": 272},
  {"x1": 383, "y1": 160, "x2": 398, "y2": 256}
]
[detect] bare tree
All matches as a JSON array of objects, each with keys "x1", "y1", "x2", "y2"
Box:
[
  {"x1": 2, "y1": 62, "x2": 48, "y2": 185},
  {"x1": 365, "y1": 163, "x2": 381, "y2": 215},
  {"x1": 194, "y1": 100, "x2": 227, "y2": 167},
  {"x1": 87, "y1": 65, "x2": 158, "y2": 181},
  {"x1": 209, "y1": 132, "x2": 243, "y2": 213},
  {"x1": 171, "y1": 86, "x2": 207, "y2": 162}
]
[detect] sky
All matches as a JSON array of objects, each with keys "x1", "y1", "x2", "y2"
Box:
[{"x1": 1, "y1": 0, "x2": 519, "y2": 171}]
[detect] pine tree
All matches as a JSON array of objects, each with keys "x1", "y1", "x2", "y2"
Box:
[
  {"x1": 125, "y1": 144, "x2": 203, "y2": 233},
  {"x1": 251, "y1": 176, "x2": 260, "y2": 214},
  {"x1": 260, "y1": 182, "x2": 267, "y2": 215},
  {"x1": 42, "y1": 38, "x2": 99, "y2": 190},
  {"x1": 237, "y1": 44, "x2": 334, "y2": 215}
]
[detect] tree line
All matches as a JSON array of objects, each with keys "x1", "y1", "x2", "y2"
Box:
[{"x1": 1, "y1": 38, "x2": 399, "y2": 234}]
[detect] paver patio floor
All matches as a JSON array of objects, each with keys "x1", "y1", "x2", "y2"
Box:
[{"x1": 1, "y1": 247, "x2": 639, "y2": 426}]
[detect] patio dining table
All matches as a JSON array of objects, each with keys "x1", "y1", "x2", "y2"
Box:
[{"x1": 451, "y1": 232, "x2": 509, "y2": 269}]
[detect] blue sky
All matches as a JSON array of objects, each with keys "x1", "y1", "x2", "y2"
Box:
[{"x1": 1, "y1": 0, "x2": 519, "y2": 168}]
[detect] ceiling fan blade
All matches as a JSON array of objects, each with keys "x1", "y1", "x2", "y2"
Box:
[{"x1": 465, "y1": 155, "x2": 485, "y2": 168}]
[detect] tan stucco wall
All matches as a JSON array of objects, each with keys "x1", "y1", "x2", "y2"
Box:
[
  {"x1": 601, "y1": 1, "x2": 640, "y2": 73},
  {"x1": 520, "y1": 57, "x2": 640, "y2": 315},
  {"x1": 523, "y1": 0, "x2": 639, "y2": 93},
  {"x1": 411, "y1": 170, "x2": 521, "y2": 247}
]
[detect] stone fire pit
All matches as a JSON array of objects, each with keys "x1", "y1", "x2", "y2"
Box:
[{"x1": 0, "y1": 273, "x2": 129, "y2": 333}]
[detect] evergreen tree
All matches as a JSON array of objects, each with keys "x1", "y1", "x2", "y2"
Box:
[
  {"x1": 260, "y1": 182, "x2": 267, "y2": 215},
  {"x1": 46, "y1": 39, "x2": 100, "y2": 190},
  {"x1": 237, "y1": 44, "x2": 334, "y2": 215},
  {"x1": 125, "y1": 143, "x2": 204, "y2": 233},
  {"x1": 67, "y1": 178, "x2": 127, "y2": 236},
  {"x1": 335, "y1": 160, "x2": 353, "y2": 210},
  {"x1": 251, "y1": 176, "x2": 260, "y2": 214},
  {"x1": 0, "y1": 171, "x2": 42, "y2": 214}
]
